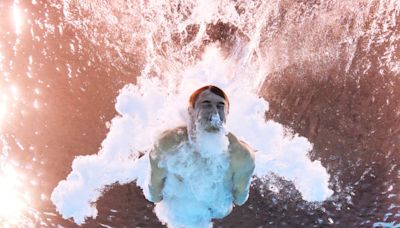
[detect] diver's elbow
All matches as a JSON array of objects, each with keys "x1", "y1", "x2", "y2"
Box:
[
  {"x1": 148, "y1": 185, "x2": 163, "y2": 203},
  {"x1": 233, "y1": 191, "x2": 249, "y2": 206},
  {"x1": 150, "y1": 195, "x2": 162, "y2": 203}
]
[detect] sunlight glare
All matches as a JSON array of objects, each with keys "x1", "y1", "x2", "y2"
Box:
[
  {"x1": 0, "y1": 163, "x2": 27, "y2": 224},
  {"x1": 0, "y1": 96, "x2": 7, "y2": 129},
  {"x1": 10, "y1": 85, "x2": 19, "y2": 101},
  {"x1": 13, "y1": 1, "x2": 23, "y2": 35},
  {"x1": 33, "y1": 100, "x2": 39, "y2": 109}
]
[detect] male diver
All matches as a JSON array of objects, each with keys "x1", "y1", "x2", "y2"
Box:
[{"x1": 148, "y1": 85, "x2": 255, "y2": 227}]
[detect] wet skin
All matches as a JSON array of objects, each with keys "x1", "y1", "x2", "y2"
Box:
[{"x1": 148, "y1": 89, "x2": 255, "y2": 208}]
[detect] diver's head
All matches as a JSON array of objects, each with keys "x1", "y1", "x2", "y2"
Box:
[{"x1": 188, "y1": 85, "x2": 229, "y2": 133}]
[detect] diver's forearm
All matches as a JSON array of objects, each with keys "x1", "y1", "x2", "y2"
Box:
[
  {"x1": 149, "y1": 184, "x2": 163, "y2": 202},
  {"x1": 233, "y1": 186, "x2": 250, "y2": 206},
  {"x1": 148, "y1": 169, "x2": 165, "y2": 202},
  {"x1": 149, "y1": 151, "x2": 166, "y2": 203},
  {"x1": 232, "y1": 162, "x2": 254, "y2": 206}
]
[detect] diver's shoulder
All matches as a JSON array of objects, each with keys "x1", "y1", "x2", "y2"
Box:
[
  {"x1": 158, "y1": 126, "x2": 187, "y2": 140},
  {"x1": 156, "y1": 126, "x2": 188, "y2": 152},
  {"x1": 227, "y1": 132, "x2": 255, "y2": 162}
]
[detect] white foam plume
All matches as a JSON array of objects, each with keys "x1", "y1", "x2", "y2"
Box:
[{"x1": 51, "y1": 45, "x2": 333, "y2": 226}]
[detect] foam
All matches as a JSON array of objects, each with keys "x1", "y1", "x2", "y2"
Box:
[
  {"x1": 51, "y1": 46, "x2": 333, "y2": 226},
  {"x1": 154, "y1": 128, "x2": 232, "y2": 227}
]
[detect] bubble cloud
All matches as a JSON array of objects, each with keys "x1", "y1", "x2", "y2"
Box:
[{"x1": 51, "y1": 45, "x2": 333, "y2": 226}]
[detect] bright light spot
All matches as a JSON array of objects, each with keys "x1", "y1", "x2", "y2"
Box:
[
  {"x1": 0, "y1": 163, "x2": 28, "y2": 224},
  {"x1": 0, "y1": 96, "x2": 8, "y2": 128},
  {"x1": 0, "y1": 52, "x2": 4, "y2": 70},
  {"x1": 67, "y1": 64, "x2": 72, "y2": 78},
  {"x1": 10, "y1": 85, "x2": 19, "y2": 101},
  {"x1": 10, "y1": 85, "x2": 18, "y2": 95},
  {"x1": 29, "y1": 179, "x2": 37, "y2": 186},
  {"x1": 15, "y1": 139, "x2": 24, "y2": 151},
  {"x1": 70, "y1": 43, "x2": 75, "y2": 53},
  {"x1": 12, "y1": 1, "x2": 23, "y2": 35},
  {"x1": 33, "y1": 100, "x2": 39, "y2": 109},
  {"x1": 34, "y1": 88, "x2": 40, "y2": 95}
]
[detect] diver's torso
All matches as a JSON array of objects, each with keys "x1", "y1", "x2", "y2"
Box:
[{"x1": 159, "y1": 139, "x2": 234, "y2": 218}]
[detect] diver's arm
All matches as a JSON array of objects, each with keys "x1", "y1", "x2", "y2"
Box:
[
  {"x1": 230, "y1": 135, "x2": 255, "y2": 206},
  {"x1": 148, "y1": 127, "x2": 186, "y2": 202},
  {"x1": 148, "y1": 148, "x2": 166, "y2": 202},
  {"x1": 233, "y1": 156, "x2": 255, "y2": 206}
]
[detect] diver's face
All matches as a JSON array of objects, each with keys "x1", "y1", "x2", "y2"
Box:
[{"x1": 192, "y1": 90, "x2": 228, "y2": 132}]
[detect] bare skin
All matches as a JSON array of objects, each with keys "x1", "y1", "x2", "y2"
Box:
[{"x1": 148, "y1": 89, "x2": 255, "y2": 207}]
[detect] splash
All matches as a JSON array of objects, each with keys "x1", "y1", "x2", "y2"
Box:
[
  {"x1": 51, "y1": 45, "x2": 333, "y2": 226},
  {"x1": 210, "y1": 113, "x2": 222, "y2": 128},
  {"x1": 154, "y1": 127, "x2": 232, "y2": 228}
]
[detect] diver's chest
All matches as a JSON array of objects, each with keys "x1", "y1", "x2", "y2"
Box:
[{"x1": 165, "y1": 148, "x2": 233, "y2": 183}]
